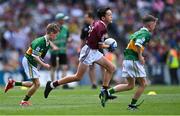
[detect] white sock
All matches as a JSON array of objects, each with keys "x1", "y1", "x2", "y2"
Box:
[
  {"x1": 50, "y1": 82, "x2": 55, "y2": 89},
  {"x1": 107, "y1": 90, "x2": 111, "y2": 96}
]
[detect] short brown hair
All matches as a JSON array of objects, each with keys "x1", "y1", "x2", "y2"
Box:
[
  {"x1": 46, "y1": 23, "x2": 59, "y2": 34},
  {"x1": 97, "y1": 7, "x2": 111, "y2": 20},
  {"x1": 142, "y1": 15, "x2": 158, "y2": 24}
]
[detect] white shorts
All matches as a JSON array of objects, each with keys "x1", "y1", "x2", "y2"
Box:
[
  {"x1": 22, "y1": 57, "x2": 40, "y2": 79},
  {"x1": 122, "y1": 60, "x2": 146, "y2": 78},
  {"x1": 79, "y1": 45, "x2": 103, "y2": 65}
]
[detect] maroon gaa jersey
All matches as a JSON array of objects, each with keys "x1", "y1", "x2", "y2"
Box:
[{"x1": 86, "y1": 20, "x2": 107, "y2": 49}]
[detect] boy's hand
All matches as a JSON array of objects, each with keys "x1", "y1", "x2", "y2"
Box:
[
  {"x1": 108, "y1": 42, "x2": 116, "y2": 52},
  {"x1": 44, "y1": 64, "x2": 51, "y2": 70},
  {"x1": 52, "y1": 46, "x2": 59, "y2": 51}
]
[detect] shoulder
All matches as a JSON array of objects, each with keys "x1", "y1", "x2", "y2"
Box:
[
  {"x1": 94, "y1": 20, "x2": 105, "y2": 26},
  {"x1": 62, "y1": 25, "x2": 68, "y2": 30},
  {"x1": 93, "y1": 20, "x2": 106, "y2": 31},
  {"x1": 134, "y1": 28, "x2": 151, "y2": 38},
  {"x1": 36, "y1": 36, "x2": 45, "y2": 41},
  {"x1": 139, "y1": 28, "x2": 151, "y2": 35},
  {"x1": 140, "y1": 30, "x2": 151, "y2": 40},
  {"x1": 32, "y1": 36, "x2": 45, "y2": 45}
]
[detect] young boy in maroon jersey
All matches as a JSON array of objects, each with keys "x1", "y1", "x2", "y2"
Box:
[{"x1": 44, "y1": 7, "x2": 117, "y2": 107}]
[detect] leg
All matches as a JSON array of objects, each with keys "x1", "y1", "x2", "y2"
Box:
[
  {"x1": 96, "y1": 56, "x2": 116, "y2": 88},
  {"x1": 99, "y1": 77, "x2": 135, "y2": 107},
  {"x1": 25, "y1": 79, "x2": 40, "y2": 98},
  {"x1": 106, "y1": 77, "x2": 135, "y2": 101},
  {"x1": 132, "y1": 77, "x2": 147, "y2": 100},
  {"x1": 57, "y1": 62, "x2": 88, "y2": 85},
  {"x1": 88, "y1": 64, "x2": 97, "y2": 89},
  {"x1": 100, "y1": 66, "x2": 105, "y2": 84},
  {"x1": 110, "y1": 77, "x2": 135, "y2": 93},
  {"x1": 96, "y1": 56, "x2": 116, "y2": 107},
  {"x1": 44, "y1": 62, "x2": 88, "y2": 98},
  {"x1": 4, "y1": 79, "x2": 33, "y2": 93},
  {"x1": 128, "y1": 77, "x2": 147, "y2": 110},
  {"x1": 20, "y1": 78, "x2": 40, "y2": 106},
  {"x1": 22, "y1": 81, "x2": 33, "y2": 87}
]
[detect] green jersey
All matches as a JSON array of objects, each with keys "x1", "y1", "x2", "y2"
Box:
[
  {"x1": 124, "y1": 27, "x2": 152, "y2": 60},
  {"x1": 25, "y1": 36, "x2": 50, "y2": 67},
  {"x1": 50, "y1": 24, "x2": 69, "y2": 54}
]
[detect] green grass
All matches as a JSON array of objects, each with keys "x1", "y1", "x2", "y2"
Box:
[{"x1": 0, "y1": 85, "x2": 180, "y2": 115}]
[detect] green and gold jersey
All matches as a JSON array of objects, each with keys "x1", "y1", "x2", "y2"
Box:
[
  {"x1": 50, "y1": 24, "x2": 69, "y2": 54},
  {"x1": 124, "y1": 27, "x2": 152, "y2": 60},
  {"x1": 25, "y1": 36, "x2": 50, "y2": 67}
]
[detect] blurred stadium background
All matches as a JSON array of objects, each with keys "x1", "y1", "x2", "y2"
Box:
[{"x1": 0, "y1": 0, "x2": 179, "y2": 86}]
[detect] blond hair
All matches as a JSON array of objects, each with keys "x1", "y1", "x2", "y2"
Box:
[{"x1": 46, "y1": 23, "x2": 59, "y2": 34}]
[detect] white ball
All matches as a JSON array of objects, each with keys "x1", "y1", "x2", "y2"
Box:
[{"x1": 104, "y1": 38, "x2": 117, "y2": 48}]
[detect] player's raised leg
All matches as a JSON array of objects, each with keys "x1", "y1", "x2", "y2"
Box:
[
  {"x1": 96, "y1": 56, "x2": 116, "y2": 107},
  {"x1": 108, "y1": 77, "x2": 135, "y2": 95},
  {"x1": 4, "y1": 78, "x2": 33, "y2": 93},
  {"x1": 44, "y1": 62, "x2": 88, "y2": 98},
  {"x1": 4, "y1": 78, "x2": 15, "y2": 93}
]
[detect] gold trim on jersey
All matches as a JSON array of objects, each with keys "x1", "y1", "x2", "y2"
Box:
[
  {"x1": 26, "y1": 47, "x2": 32, "y2": 55},
  {"x1": 127, "y1": 40, "x2": 144, "y2": 52},
  {"x1": 26, "y1": 47, "x2": 42, "y2": 56}
]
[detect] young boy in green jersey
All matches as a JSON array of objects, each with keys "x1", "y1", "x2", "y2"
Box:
[
  {"x1": 4, "y1": 23, "x2": 59, "y2": 106},
  {"x1": 103, "y1": 15, "x2": 158, "y2": 110}
]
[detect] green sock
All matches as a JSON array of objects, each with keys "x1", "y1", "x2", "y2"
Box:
[
  {"x1": 131, "y1": 98, "x2": 137, "y2": 105},
  {"x1": 23, "y1": 95, "x2": 31, "y2": 101},
  {"x1": 15, "y1": 82, "x2": 22, "y2": 86},
  {"x1": 108, "y1": 88, "x2": 115, "y2": 94}
]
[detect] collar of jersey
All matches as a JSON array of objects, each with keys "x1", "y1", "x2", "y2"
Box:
[
  {"x1": 44, "y1": 35, "x2": 50, "y2": 46},
  {"x1": 140, "y1": 27, "x2": 149, "y2": 32},
  {"x1": 100, "y1": 20, "x2": 107, "y2": 28}
]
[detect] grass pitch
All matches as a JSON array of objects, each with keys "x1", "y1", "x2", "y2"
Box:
[{"x1": 0, "y1": 85, "x2": 180, "y2": 115}]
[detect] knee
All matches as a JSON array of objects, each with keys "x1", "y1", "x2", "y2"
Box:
[
  {"x1": 34, "y1": 81, "x2": 40, "y2": 88},
  {"x1": 109, "y1": 64, "x2": 116, "y2": 73},
  {"x1": 73, "y1": 75, "x2": 82, "y2": 81},
  {"x1": 140, "y1": 82, "x2": 147, "y2": 88},
  {"x1": 127, "y1": 84, "x2": 135, "y2": 90},
  {"x1": 29, "y1": 82, "x2": 33, "y2": 87}
]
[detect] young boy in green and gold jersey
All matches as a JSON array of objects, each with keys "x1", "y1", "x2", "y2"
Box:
[
  {"x1": 103, "y1": 14, "x2": 158, "y2": 109},
  {"x1": 4, "y1": 23, "x2": 59, "y2": 106}
]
